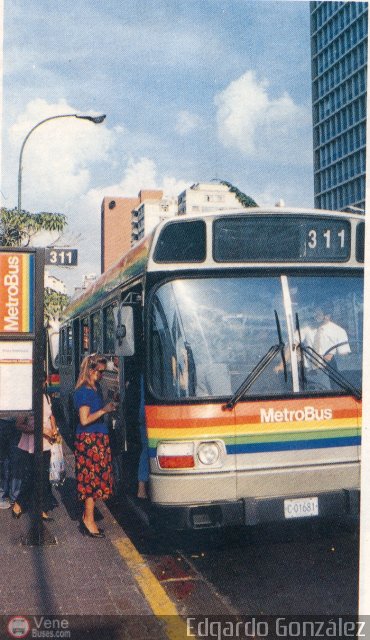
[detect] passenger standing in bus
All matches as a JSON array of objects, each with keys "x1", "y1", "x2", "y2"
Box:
[{"x1": 74, "y1": 354, "x2": 117, "y2": 539}]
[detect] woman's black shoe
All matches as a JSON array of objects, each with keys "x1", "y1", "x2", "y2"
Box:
[
  {"x1": 80, "y1": 519, "x2": 105, "y2": 538},
  {"x1": 42, "y1": 514, "x2": 54, "y2": 522}
]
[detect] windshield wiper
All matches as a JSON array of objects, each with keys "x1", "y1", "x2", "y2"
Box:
[
  {"x1": 225, "y1": 310, "x2": 285, "y2": 410},
  {"x1": 295, "y1": 313, "x2": 307, "y2": 389},
  {"x1": 224, "y1": 344, "x2": 282, "y2": 410},
  {"x1": 275, "y1": 310, "x2": 287, "y2": 383},
  {"x1": 299, "y1": 344, "x2": 361, "y2": 400}
]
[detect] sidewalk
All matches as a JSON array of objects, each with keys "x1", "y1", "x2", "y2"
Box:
[{"x1": 0, "y1": 446, "x2": 173, "y2": 640}]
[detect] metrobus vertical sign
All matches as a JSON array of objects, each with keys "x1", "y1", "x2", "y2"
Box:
[
  {"x1": 0, "y1": 252, "x2": 34, "y2": 333},
  {"x1": 0, "y1": 248, "x2": 52, "y2": 545},
  {"x1": 0, "y1": 250, "x2": 37, "y2": 412}
]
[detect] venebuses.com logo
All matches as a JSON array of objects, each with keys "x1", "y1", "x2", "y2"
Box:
[
  {"x1": 7, "y1": 617, "x2": 30, "y2": 639},
  {"x1": 6, "y1": 617, "x2": 70, "y2": 639}
]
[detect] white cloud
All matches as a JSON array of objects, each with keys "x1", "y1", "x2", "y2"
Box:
[
  {"x1": 8, "y1": 98, "x2": 115, "y2": 212},
  {"x1": 80, "y1": 157, "x2": 189, "y2": 230},
  {"x1": 215, "y1": 71, "x2": 312, "y2": 164},
  {"x1": 175, "y1": 110, "x2": 202, "y2": 135},
  {"x1": 117, "y1": 157, "x2": 158, "y2": 195},
  {"x1": 253, "y1": 183, "x2": 311, "y2": 209},
  {"x1": 82, "y1": 157, "x2": 189, "y2": 206},
  {"x1": 8, "y1": 101, "x2": 192, "y2": 292},
  {"x1": 54, "y1": 157, "x2": 191, "y2": 292}
]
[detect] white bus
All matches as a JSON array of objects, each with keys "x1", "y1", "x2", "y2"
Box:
[{"x1": 59, "y1": 207, "x2": 364, "y2": 529}]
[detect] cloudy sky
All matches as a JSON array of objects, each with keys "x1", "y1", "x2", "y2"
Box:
[{"x1": 1, "y1": 0, "x2": 313, "y2": 292}]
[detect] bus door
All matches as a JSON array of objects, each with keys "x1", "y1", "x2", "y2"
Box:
[{"x1": 113, "y1": 302, "x2": 145, "y2": 493}]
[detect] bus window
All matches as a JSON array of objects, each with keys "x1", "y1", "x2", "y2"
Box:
[
  {"x1": 66, "y1": 325, "x2": 73, "y2": 364},
  {"x1": 60, "y1": 327, "x2": 66, "y2": 365},
  {"x1": 149, "y1": 277, "x2": 291, "y2": 400},
  {"x1": 103, "y1": 304, "x2": 116, "y2": 354},
  {"x1": 81, "y1": 317, "x2": 90, "y2": 356},
  {"x1": 356, "y1": 221, "x2": 364, "y2": 263},
  {"x1": 91, "y1": 311, "x2": 102, "y2": 353},
  {"x1": 154, "y1": 220, "x2": 206, "y2": 263},
  {"x1": 288, "y1": 275, "x2": 363, "y2": 391},
  {"x1": 149, "y1": 274, "x2": 363, "y2": 400}
]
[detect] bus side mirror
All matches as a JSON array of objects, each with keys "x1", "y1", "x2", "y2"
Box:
[{"x1": 113, "y1": 305, "x2": 135, "y2": 356}]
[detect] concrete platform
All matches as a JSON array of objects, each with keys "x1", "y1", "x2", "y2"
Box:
[{"x1": 0, "y1": 447, "x2": 180, "y2": 640}]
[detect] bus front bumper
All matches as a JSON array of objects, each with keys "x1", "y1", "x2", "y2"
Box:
[{"x1": 150, "y1": 489, "x2": 360, "y2": 530}]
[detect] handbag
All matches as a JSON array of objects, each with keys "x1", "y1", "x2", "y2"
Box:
[{"x1": 49, "y1": 436, "x2": 66, "y2": 486}]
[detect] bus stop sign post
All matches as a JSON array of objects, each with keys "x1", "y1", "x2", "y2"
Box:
[
  {"x1": 24, "y1": 248, "x2": 56, "y2": 546},
  {"x1": 0, "y1": 248, "x2": 56, "y2": 545}
]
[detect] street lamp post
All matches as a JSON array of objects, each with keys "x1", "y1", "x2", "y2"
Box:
[
  {"x1": 15, "y1": 112, "x2": 105, "y2": 546},
  {"x1": 17, "y1": 113, "x2": 106, "y2": 214}
]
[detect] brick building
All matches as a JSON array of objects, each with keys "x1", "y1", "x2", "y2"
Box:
[{"x1": 101, "y1": 190, "x2": 162, "y2": 272}]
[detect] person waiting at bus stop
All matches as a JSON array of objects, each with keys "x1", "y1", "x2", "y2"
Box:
[
  {"x1": 0, "y1": 416, "x2": 21, "y2": 509},
  {"x1": 12, "y1": 375, "x2": 58, "y2": 520},
  {"x1": 74, "y1": 354, "x2": 117, "y2": 539}
]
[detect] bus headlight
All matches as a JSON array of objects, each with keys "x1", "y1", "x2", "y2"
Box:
[{"x1": 197, "y1": 441, "x2": 221, "y2": 466}]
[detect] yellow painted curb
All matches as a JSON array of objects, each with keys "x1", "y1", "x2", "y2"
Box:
[{"x1": 113, "y1": 537, "x2": 194, "y2": 640}]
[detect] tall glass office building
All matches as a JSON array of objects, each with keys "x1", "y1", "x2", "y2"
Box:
[{"x1": 310, "y1": 1, "x2": 367, "y2": 211}]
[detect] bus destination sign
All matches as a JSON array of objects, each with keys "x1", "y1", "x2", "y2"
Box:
[
  {"x1": 213, "y1": 216, "x2": 352, "y2": 263},
  {"x1": 45, "y1": 248, "x2": 78, "y2": 266}
]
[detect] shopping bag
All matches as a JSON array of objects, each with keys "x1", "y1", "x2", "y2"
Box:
[{"x1": 49, "y1": 440, "x2": 66, "y2": 486}]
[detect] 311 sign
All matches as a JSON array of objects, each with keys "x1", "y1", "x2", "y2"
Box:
[{"x1": 45, "y1": 248, "x2": 78, "y2": 266}]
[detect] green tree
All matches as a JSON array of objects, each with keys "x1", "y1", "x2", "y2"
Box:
[
  {"x1": 0, "y1": 207, "x2": 67, "y2": 247},
  {"x1": 215, "y1": 180, "x2": 258, "y2": 208},
  {"x1": 0, "y1": 207, "x2": 69, "y2": 326},
  {"x1": 44, "y1": 288, "x2": 70, "y2": 326}
]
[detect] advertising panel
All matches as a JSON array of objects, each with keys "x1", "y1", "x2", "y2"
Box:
[
  {"x1": 0, "y1": 341, "x2": 33, "y2": 410},
  {"x1": 0, "y1": 252, "x2": 35, "y2": 333}
]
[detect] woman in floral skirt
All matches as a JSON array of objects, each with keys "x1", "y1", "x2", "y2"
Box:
[{"x1": 74, "y1": 354, "x2": 117, "y2": 538}]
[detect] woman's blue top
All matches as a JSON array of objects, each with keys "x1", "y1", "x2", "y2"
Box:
[{"x1": 74, "y1": 385, "x2": 108, "y2": 434}]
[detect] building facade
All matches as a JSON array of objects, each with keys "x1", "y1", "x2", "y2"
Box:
[
  {"x1": 132, "y1": 196, "x2": 178, "y2": 244},
  {"x1": 101, "y1": 190, "x2": 163, "y2": 271},
  {"x1": 44, "y1": 271, "x2": 67, "y2": 295},
  {"x1": 178, "y1": 182, "x2": 242, "y2": 215},
  {"x1": 310, "y1": 1, "x2": 367, "y2": 211}
]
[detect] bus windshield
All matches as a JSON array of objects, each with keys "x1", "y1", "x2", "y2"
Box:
[{"x1": 149, "y1": 275, "x2": 363, "y2": 400}]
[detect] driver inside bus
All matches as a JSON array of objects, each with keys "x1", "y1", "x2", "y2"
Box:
[
  {"x1": 309, "y1": 303, "x2": 351, "y2": 362},
  {"x1": 274, "y1": 303, "x2": 350, "y2": 389}
]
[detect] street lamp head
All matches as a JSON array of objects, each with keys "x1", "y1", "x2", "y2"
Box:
[
  {"x1": 18, "y1": 111, "x2": 107, "y2": 214},
  {"x1": 75, "y1": 114, "x2": 106, "y2": 124}
]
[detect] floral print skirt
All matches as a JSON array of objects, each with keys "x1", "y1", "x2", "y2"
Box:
[{"x1": 74, "y1": 432, "x2": 113, "y2": 501}]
